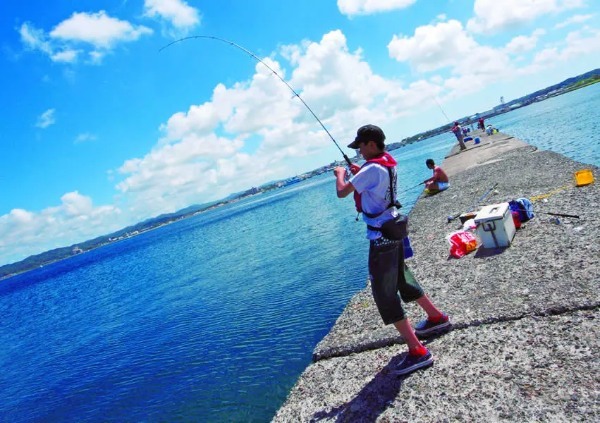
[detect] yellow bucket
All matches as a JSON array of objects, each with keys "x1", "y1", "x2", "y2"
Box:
[{"x1": 574, "y1": 169, "x2": 594, "y2": 186}]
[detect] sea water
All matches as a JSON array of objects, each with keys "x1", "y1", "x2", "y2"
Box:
[{"x1": 0, "y1": 84, "x2": 598, "y2": 422}]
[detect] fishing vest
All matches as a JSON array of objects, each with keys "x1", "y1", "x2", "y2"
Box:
[{"x1": 353, "y1": 152, "x2": 401, "y2": 218}]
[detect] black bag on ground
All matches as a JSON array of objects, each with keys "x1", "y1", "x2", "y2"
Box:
[{"x1": 375, "y1": 215, "x2": 409, "y2": 240}]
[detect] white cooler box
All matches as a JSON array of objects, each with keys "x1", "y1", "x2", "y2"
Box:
[{"x1": 474, "y1": 202, "x2": 516, "y2": 248}]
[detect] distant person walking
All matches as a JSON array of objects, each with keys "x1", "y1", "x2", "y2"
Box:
[
  {"x1": 423, "y1": 159, "x2": 449, "y2": 193},
  {"x1": 478, "y1": 117, "x2": 485, "y2": 130},
  {"x1": 451, "y1": 121, "x2": 467, "y2": 151},
  {"x1": 333, "y1": 124, "x2": 451, "y2": 376}
]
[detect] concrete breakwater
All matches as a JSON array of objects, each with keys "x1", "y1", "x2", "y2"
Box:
[{"x1": 273, "y1": 132, "x2": 599, "y2": 422}]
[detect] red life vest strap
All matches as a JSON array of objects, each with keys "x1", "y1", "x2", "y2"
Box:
[{"x1": 353, "y1": 152, "x2": 401, "y2": 215}]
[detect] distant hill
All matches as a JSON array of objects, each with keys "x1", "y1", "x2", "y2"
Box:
[{"x1": 2, "y1": 68, "x2": 599, "y2": 279}]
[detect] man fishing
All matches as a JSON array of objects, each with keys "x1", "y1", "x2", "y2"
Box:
[
  {"x1": 423, "y1": 158, "x2": 449, "y2": 193},
  {"x1": 333, "y1": 124, "x2": 451, "y2": 376},
  {"x1": 451, "y1": 121, "x2": 467, "y2": 151}
]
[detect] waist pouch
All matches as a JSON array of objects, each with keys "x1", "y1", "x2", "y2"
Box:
[{"x1": 368, "y1": 215, "x2": 409, "y2": 240}]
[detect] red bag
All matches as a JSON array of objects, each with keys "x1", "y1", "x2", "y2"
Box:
[
  {"x1": 448, "y1": 231, "x2": 478, "y2": 258},
  {"x1": 512, "y1": 211, "x2": 522, "y2": 229}
]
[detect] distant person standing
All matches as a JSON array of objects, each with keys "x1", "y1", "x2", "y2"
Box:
[
  {"x1": 451, "y1": 121, "x2": 467, "y2": 151},
  {"x1": 423, "y1": 159, "x2": 449, "y2": 193},
  {"x1": 333, "y1": 124, "x2": 451, "y2": 376},
  {"x1": 478, "y1": 117, "x2": 485, "y2": 130}
]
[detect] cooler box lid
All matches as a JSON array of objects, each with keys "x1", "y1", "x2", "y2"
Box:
[{"x1": 474, "y1": 202, "x2": 510, "y2": 223}]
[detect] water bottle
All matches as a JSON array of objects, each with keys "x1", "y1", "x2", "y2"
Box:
[{"x1": 403, "y1": 237, "x2": 414, "y2": 259}]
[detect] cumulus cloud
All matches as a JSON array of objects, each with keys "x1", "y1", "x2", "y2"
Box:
[
  {"x1": 0, "y1": 192, "x2": 122, "y2": 265},
  {"x1": 36, "y1": 108, "x2": 56, "y2": 128},
  {"x1": 387, "y1": 19, "x2": 511, "y2": 83},
  {"x1": 143, "y1": 0, "x2": 200, "y2": 34},
  {"x1": 388, "y1": 20, "x2": 475, "y2": 72},
  {"x1": 523, "y1": 26, "x2": 600, "y2": 74},
  {"x1": 113, "y1": 30, "x2": 449, "y2": 219},
  {"x1": 504, "y1": 29, "x2": 547, "y2": 54},
  {"x1": 467, "y1": 0, "x2": 585, "y2": 34},
  {"x1": 51, "y1": 11, "x2": 152, "y2": 48},
  {"x1": 337, "y1": 0, "x2": 416, "y2": 17},
  {"x1": 19, "y1": 11, "x2": 152, "y2": 64}
]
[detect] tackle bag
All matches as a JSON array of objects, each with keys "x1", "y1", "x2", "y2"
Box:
[
  {"x1": 368, "y1": 215, "x2": 409, "y2": 240},
  {"x1": 378, "y1": 214, "x2": 409, "y2": 241}
]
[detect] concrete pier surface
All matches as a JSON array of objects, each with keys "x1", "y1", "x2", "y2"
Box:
[{"x1": 273, "y1": 132, "x2": 599, "y2": 422}]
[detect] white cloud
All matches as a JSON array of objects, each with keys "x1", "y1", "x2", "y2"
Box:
[
  {"x1": 51, "y1": 49, "x2": 80, "y2": 63},
  {"x1": 387, "y1": 19, "x2": 512, "y2": 79},
  {"x1": 554, "y1": 13, "x2": 594, "y2": 29},
  {"x1": 112, "y1": 30, "x2": 444, "y2": 219},
  {"x1": 467, "y1": 0, "x2": 585, "y2": 34},
  {"x1": 0, "y1": 192, "x2": 123, "y2": 265},
  {"x1": 524, "y1": 26, "x2": 600, "y2": 73},
  {"x1": 504, "y1": 29, "x2": 546, "y2": 55},
  {"x1": 337, "y1": 0, "x2": 416, "y2": 17},
  {"x1": 388, "y1": 20, "x2": 472, "y2": 72},
  {"x1": 19, "y1": 11, "x2": 152, "y2": 64},
  {"x1": 144, "y1": 0, "x2": 200, "y2": 33},
  {"x1": 36, "y1": 108, "x2": 56, "y2": 128},
  {"x1": 19, "y1": 23, "x2": 53, "y2": 54},
  {"x1": 50, "y1": 11, "x2": 152, "y2": 48}
]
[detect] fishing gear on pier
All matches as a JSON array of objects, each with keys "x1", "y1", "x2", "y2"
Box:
[{"x1": 159, "y1": 35, "x2": 353, "y2": 167}]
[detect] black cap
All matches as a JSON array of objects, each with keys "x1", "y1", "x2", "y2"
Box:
[{"x1": 347, "y1": 124, "x2": 386, "y2": 149}]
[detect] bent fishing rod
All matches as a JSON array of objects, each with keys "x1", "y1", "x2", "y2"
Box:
[{"x1": 159, "y1": 35, "x2": 353, "y2": 167}]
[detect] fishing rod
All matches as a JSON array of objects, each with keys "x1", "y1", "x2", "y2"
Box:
[
  {"x1": 514, "y1": 209, "x2": 579, "y2": 219},
  {"x1": 447, "y1": 182, "x2": 498, "y2": 223},
  {"x1": 539, "y1": 211, "x2": 579, "y2": 218},
  {"x1": 433, "y1": 96, "x2": 451, "y2": 124},
  {"x1": 159, "y1": 35, "x2": 353, "y2": 167},
  {"x1": 398, "y1": 181, "x2": 424, "y2": 195}
]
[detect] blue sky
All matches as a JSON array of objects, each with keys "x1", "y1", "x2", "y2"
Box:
[{"x1": 1, "y1": 0, "x2": 599, "y2": 265}]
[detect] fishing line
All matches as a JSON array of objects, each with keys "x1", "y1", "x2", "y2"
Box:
[
  {"x1": 398, "y1": 181, "x2": 424, "y2": 195},
  {"x1": 433, "y1": 96, "x2": 451, "y2": 124},
  {"x1": 159, "y1": 35, "x2": 353, "y2": 167}
]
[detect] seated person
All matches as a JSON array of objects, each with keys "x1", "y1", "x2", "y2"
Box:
[{"x1": 423, "y1": 159, "x2": 449, "y2": 193}]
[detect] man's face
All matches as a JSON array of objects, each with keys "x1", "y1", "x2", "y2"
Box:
[{"x1": 358, "y1": 140, "x2": 372, "y2": 158}]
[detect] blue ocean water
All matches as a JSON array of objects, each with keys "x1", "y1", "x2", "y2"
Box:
[
  {"x1": 0, "y1": 84, "x2": 598, "y2": 422},
  {"x1": 489, "y1": 82, "x2": 600, "y2": 167}
]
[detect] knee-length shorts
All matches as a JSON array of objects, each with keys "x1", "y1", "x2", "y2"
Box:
[{"x1": 368, "y1": 238, "x2": 424, "y2": 325}]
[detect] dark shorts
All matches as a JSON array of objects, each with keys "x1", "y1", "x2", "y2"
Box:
[{"x1": 368, "y1": 238, "x2": 425, "y2": 325}]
